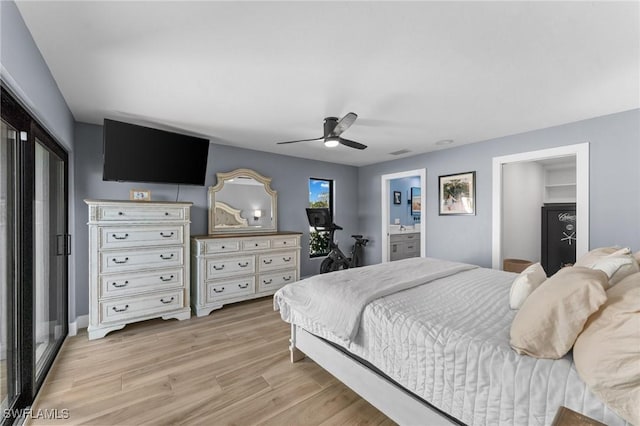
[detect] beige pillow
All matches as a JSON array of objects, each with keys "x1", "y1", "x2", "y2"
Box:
[
  {"x1": 509, "y1": 263, "x2": 547, "y2": 309},
  {"x1": 573, "y1": 272, "x2": 640, "y2": 425},
  {"x1": 510, "y1": 267, "x2": 608, "y2": 359},
  {"x1": 575, "y1": 247, "x2": 639, "y2": 286}
]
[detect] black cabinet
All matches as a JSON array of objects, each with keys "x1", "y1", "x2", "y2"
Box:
[{"x1": 541, "y1": 203, "x2": 576, "y2": 275}]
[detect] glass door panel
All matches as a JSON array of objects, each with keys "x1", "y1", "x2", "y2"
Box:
[
  {"x1": 0, "y1": 120, "x2": 18, "y2": 413},
  {"x1": 34, "y1": 139, "x2": 66, "y2": 379}
]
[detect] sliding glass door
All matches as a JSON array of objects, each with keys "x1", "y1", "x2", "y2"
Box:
[
  {"x1": 33, "y1": 136, "x2": 67, "y2": 380},
  {"x1": 1, "y1": 86, "x2": 68, "y2": 425},
  {"x1": 1, "y1": 119, "x2": 19, "y2": 419}
]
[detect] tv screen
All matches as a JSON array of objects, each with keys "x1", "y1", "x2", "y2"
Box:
[{"x1": 103, "y1": 119, "x2": 210, "y2": 186}]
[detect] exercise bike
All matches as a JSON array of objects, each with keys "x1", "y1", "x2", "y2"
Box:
[{"x1": 306, "y1": 208, "x2": 369, "y2": 274}]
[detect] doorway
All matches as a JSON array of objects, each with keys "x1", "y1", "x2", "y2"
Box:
[
  {"x1": 380, "y1": 169, "x2": 426, "y2": 262},
  {"x1": 491, "y1": 143, "x2": 589, "y2": 270}
]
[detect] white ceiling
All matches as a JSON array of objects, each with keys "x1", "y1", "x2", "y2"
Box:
[{"x1": 16, "y1": 1, "x2": 640, "y2": 166}]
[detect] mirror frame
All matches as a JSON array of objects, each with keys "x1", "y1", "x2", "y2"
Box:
[{"x1": 208, "y1": 168, "x2": 278, "y2": 234}]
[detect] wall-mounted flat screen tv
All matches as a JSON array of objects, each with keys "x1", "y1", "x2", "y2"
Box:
[{"x1": 103, "y1": 119, "x2": 210, "y2": 186}]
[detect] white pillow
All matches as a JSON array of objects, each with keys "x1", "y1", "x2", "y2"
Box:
[
  {"x1": 509, "y1": 262, "x2": 547, "y2": 309},
  {"x1": 590, "y1": 256, "x2": 634, "y2": 288},
  {"x1": 576, "y1": 247, "x2": 639, "y2": 286}
]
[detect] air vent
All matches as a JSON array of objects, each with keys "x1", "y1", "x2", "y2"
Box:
[{"x1": 389, "y1": 149, "x2": 411, "y2": 156}]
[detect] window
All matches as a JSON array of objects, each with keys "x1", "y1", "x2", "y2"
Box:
[{"x1": 309, "y1": 178, "x2": 333, "y2": 257}]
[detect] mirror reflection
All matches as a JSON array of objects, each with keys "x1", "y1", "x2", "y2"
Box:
[{"x1": 208, "y1": 169, "x2": 277, "y2": 234}]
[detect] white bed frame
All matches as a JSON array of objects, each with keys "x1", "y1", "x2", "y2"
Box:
[{"x1": 289, "y1": 324, "x2": 458, "y2": 426}]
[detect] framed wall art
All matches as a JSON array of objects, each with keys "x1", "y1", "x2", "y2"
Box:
[
  {"x1": 393, "y1": 191, "x2": 401, "y2": 205},
  {"x1": 439, "y1": 171, "x2": 475, "y2": 215}
]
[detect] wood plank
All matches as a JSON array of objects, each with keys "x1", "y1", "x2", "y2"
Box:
[{"x1": 28, "y1": 297, "x2": 394, "y2": 425}]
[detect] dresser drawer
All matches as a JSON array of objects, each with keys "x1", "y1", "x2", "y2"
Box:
[
  {"x1": 205, "y1": 256, "x2": 255, "y2": 279},
  {"x1": 404, "y1": 241, "x2": 419, "y2": 256},
  {"x1": 100, "y1": 247, "x2": 184, "y2": 273},
  {"x1": 101, "y1": 226, "x2": 184, "y2": 249},
  {"x1": 206, "y1": 277, "x2": 255, "y2": 303},
  {"x1": 271, "y1": 237, "x2": 298, "y2": 249},
  {"x1": 258, "y1": 251, "x2": 297, "y2": 272},
  {"x1": 98, "y1": 205, "x2": 185, "y2": 222},
  {"x1": 242, "y1": 239, "x2": 271, "y2": 251},
  {"x1": 204, "y1": 240, "x2": 240, "y2": 254},
  {"x1": 100, "y1": 268, "x2": 183, "y2": 298},
  {"x1": 390, "y1": 232, "x2": 419, "y2": 243},
  {"x1": 258, "y1": 269, "x2": 296, "y2": 292},
  {"x1": 101, "y1": 290, "x2": 184, "y2": 323}
]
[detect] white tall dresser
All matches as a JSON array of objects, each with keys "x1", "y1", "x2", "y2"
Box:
[{"x1": 85, "y1": 199, "x2": 192, "y2": 339}]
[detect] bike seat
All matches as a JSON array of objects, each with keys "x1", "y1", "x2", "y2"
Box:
[{"x1": 351, "y1": 234, "x2": 363, "y2": 239}]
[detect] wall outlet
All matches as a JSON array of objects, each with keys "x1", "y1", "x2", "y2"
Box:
[{"x1": 394, "y1": 218, "x2": 400, "y2": 224}]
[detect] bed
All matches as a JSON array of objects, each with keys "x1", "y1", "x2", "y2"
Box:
[{"x1": 273, "y1": 257, "x2": 630, "y2": 426}]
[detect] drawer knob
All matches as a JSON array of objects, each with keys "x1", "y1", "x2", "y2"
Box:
[
  {"x1": 112, "y1": 304, "x2": 129, "y2": 312},
  {"x1": 160, "y1": 254, "x2": 174, "y2": 260},
  {"x1": 112, "y1": 233, "x2": 129, "y2": 240},
  {"x1": 213, "y1": 265, "x2": 225, "y2": 271},
  {"x1": 165, "y1": 212, "x2": 169, "y2": 216},
  {"x1": 238, "y1": 262, "x2": 249, "y2": 268},
  {"x1": 255, "y1": 243, "x2": 259, "y2": 247},
  {"x1": 160, "y1": 297, "x2": 175, "y2": 304},
  {"x1": 283, "y1": 276, "x2": 292, "y2": 281},
  {"x1": 221, "y1": 245, "x2": 225, "y2": 249},
  {"x1": 112, "y1": 257, "x2": 129, "y2": 264},
  {"x1": 263, "y1": 279, "x2": 273, "y2": 285},
  {"x1": 263, "y1": 259, "x2": 273, "y2": 265},
  {"x1": 283, "y1": 241, "x2": 287, "y2": 245},
  {"x1": 112, "y1": 281, "x2": 129, "y2": 288},
  {"x1": 213, "y1": 287, "x2": 225, "y2": 293},
  {"x1": 118, "y1": 212, "x2": 124, "y2": 216},
  {"x1": 159, "y1": 275, "x2": 174, "y2": 282},
  {"x1": 160, "y1": 232, "x2": 174, "y2": 238},
  {"x1": 238, "y1": 283, "x2": 249, "y2": 289},
  {"x1": 283, "y1": 257, "x2": 292, "y2": 262}
]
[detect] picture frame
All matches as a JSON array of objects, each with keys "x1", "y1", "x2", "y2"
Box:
[
  {"x1": 438, "y1": 171, "x2": 475, "y2": 215},
  {"x1": 410, "y1": 187, "x2": 421, "y2": 216},
  {"x1": 393, "y1": 191, "x2": 401, "y2": 205},
  {"x1": 129, "y1": 189, "x2": 151, "y2": 201}
]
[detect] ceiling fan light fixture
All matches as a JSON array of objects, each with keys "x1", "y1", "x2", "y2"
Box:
[
  {"x1": 324, "y1": 137, "x2": 340, "y2": 148},
  {"x1": 436, "y1": 139, "x2": 454, "y2": 146}
]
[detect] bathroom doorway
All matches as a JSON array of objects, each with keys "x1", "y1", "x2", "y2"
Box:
[{"x1": 380, "y1": 169, "x2": 426, "y2": 262}]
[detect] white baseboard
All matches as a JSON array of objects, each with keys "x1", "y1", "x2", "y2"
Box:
[{"x1": 68, "y1": 315, "x2": 89, "y2": 336}]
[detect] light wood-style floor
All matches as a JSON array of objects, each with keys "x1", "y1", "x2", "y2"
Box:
[{"x1": 29, "y1": 297, "x2": 395, "y2": 425}]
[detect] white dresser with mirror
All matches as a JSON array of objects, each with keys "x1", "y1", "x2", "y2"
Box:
[{"x1": 191, "y1": 169, "x2": 301, "y2": 317}]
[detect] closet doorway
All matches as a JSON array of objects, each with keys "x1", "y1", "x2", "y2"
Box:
[
  {"x1": 491, "y1": 143, "x2": 589, "y2": 271},
  {"x1": 380, "y1": 169, "x2": 426, "y2": 262}
]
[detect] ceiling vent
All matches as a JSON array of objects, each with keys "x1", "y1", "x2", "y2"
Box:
[{"x1": 389, "y1": 149, "x2": 411, "y2": 156}]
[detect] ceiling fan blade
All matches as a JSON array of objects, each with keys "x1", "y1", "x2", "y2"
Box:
[
  {"x1": 276, "y1": 136, "x2": 323, "y2": 145},
  {"x1": 329, "y1": 112, "x2": 358, "y2": 137},
  {"x1": 339, "y1": 137, "x2": 367, "y2": 150}
]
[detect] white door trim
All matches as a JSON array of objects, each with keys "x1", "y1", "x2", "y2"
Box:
[
  {"x1": 492, "y1": 143, "x2": 589, "y2": 269},
  {"x1": 380, "y1": 169, "x2": 427, "y2": 262}
]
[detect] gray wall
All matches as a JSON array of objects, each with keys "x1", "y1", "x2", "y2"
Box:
[
  {"x1": 359, "y1": 109, "x2": 640, "y2": 267},
  {"x1": 1, "y1": 0, "x2": 77, "y2": 321},
  {"x1": 73, "y1": 122, "x2": 359, "y2": 316}
]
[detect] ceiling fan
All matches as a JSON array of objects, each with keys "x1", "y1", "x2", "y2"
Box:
[{"x1": 276, "y1": 112, "x2": 367, "y2": 150}]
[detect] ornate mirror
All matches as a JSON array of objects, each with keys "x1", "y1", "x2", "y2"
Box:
[{"x1": 208, "y1": 168, "x2": 277, "y2": 234}]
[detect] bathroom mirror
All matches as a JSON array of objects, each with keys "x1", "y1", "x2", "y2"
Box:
[{"x1": 208, "y1": 168, "x2": 277, "y2": 234}]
